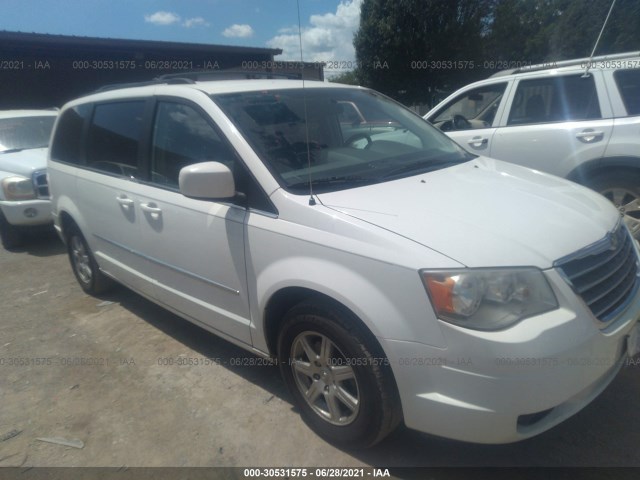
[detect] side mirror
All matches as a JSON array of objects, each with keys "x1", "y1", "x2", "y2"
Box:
[{"x1": 178, "y1": 161, "x2": 235, "y2": 199}]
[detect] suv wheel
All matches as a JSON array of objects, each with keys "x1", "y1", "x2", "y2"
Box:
[
  {"x1": 0, "y1": 211, "x2": 23, "y2": 250},
  {"x1": 67, "y1": 226, "x2": 113, "y2": 294},
  {"x1": 590, "y1": 173, "x2": 640, "y2": 239},
  {"x1": 277, "y1": 302, "x2": 401, "y2": 448}
]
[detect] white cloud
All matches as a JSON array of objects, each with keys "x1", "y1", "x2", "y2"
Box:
[
  {"x1": 266, "y1": 0, "x2": 362, "y2": 67},
  {"x1": 183, "y1": 17, "x2": 210, "y2": 28},
  {"x1": 222, "y1": 24, "x2": 254, "y2": 38},
  {"x1": 144, "y1": 11, "x2": 181, "y2": 26}
]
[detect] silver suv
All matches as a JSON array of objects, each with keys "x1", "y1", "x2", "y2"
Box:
[{"x1": 425, "y1": 51, "x2": 640, "y2": 237}]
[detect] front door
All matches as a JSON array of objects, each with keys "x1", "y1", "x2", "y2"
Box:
[{"x1": 135, "y1": 100, "x2": 252, "y2": 344}]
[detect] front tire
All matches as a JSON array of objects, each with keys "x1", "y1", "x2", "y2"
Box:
[
  {"x1": 589, "y1": 172, "x2": 640, "y2": 239},
  {"x1": 66, "y1": 226, "x2": 113, "y2": 294},
  {"x1": 0, "y1": 211, "x2": 23, "y2": 250},
  {"x1": 277, "y1": 302, "x2": 401, "y2": 448}
]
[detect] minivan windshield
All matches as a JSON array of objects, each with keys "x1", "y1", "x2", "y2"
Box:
[
  {"x1": 0, "y1": 115, "x2": 56, "y2": 153},
  {"x1": 213, "y1": 88, "x2": 473, "y2": 193}
]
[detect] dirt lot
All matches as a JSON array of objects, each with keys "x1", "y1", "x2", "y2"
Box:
[{"x1": 1, "y1": 232, "x2": 639, "y2": 470}]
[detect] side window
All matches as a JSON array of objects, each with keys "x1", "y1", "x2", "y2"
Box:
[
  {"x1": 86, "y1": 101, "x2": 145, "y2": 178},
  {"x1": 150, "y1": 102, "x2": 236, "y2": 188},
  {"x1": 431, "y1": 83, "x2": 507, "y2": 131},
  {"x1": 507, "y1": 75, "x2": 600, "y2": 126},
  {"x1": 614, "y1": 69, "x2": 640, "y2": 116},
  {"x1": 50, "y1": 105, "x2": 91, "y2": 165}
]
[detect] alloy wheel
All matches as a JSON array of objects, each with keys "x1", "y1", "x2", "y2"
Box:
[
  {"x1": 290, "y1": 331, "x2": 360, "y2": 425},
  {"x1": 70, "y1": 235, "x2": 93, "y2": 285},
  {"x1": 599, "y1": 187, "x2": 640, "y2": 238}
]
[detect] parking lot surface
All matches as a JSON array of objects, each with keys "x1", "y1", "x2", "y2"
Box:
[{"x1": 1, "y1": 233, "x2": 639, "y2": 468}]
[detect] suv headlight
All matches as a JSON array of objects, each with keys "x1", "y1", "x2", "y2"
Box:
[
  {"x1": 421, "y1": 268, "x2": 558, "y2": 330},
  {"x1": 1, "y1": 176, "x2": 37, "y2": 201}
]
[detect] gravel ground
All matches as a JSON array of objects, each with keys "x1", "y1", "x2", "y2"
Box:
[{"x1": 0, "y1": 232, "x2": 639, "y2": 471}]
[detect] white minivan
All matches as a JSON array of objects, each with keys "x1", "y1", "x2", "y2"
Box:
[{"x1": 47, "y1": 77, "x2": 640, "y2": 447}]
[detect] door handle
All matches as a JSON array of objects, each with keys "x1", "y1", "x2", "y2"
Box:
[
  {"x1": 116, "y1": 196, "x2": 134, "y2": 209},
  {"x1": 467, "y1": 137, "x2": 488, "y2": 148},
  {"x1": 140, "y1": 202, "x2": 162, "y2": 215},
  {"x1": 575, "y1": 129, "x2": 604, "y2": 142}
]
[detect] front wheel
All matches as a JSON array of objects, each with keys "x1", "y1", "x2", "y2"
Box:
[
  {"x1": 277, "y1": 302, "x2": 401, "y2": 448},
  {"x1": 67, "y1": 227, "x2": 113, "y2": 294},
  {"x1": 589, "y1": 172, "x2": 640, "y2": 239}
]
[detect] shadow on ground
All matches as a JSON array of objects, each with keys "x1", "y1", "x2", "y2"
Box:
[
  {"x1": 7, "y1": 229, "x2": 65, "y2": 257},
  {"x1": 100, "y1": 286, "x2": 640, "y2": 469}
]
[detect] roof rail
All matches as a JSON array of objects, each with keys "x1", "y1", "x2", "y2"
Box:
[
  {"x1": 156, "y1": 70, "x2": 302, "y2": 81},
  {"x1": 490, "y1": 50, "x2": 640, "y2": 77},
  {"x1": 91, "y1": 70, "x2": 300, "y2": 94},
  {"x1": 93, "y1": 77, "x2": 195, "y2": 93}
]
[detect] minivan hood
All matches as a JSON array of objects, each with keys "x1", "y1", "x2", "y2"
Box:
[
  {"x1": 0, "y1": 148, "x2": 48, "y2": 177},
  {"x1": 316, "y1": 157, "x2": 619, "y2": 268}
]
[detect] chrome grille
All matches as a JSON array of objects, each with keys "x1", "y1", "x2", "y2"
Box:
[
  {"x1": 32, "y1": 170, "x2": 49, "y2": 198},
  {"x1": 556, "y1": 223, "x2": 640, "y2": 323}
]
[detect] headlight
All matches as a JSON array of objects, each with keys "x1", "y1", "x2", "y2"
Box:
[
  {"x1": 1, "y1": 176, "x2": 36, "y2": 201},
  {"x1": 421, "y1": 268, "x2": 558, "y2": 330}
]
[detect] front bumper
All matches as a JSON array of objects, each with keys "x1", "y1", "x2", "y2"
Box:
[
  {"x1": 0, "y1": 199, "x2": 52, "y2": 226},
  {"x1": 383, "y1": 269, "x2": 640, "y2": 444}
]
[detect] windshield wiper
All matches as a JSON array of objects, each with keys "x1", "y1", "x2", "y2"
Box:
[
  {"x1": 0, "y1": 148, "x2": 25, "y2": 154},
  {"x1": 0, "y1": 145, "x2": 48, "y2": 154},
  {"x1": 379, "y1": 157, "x2": 468, "y2": 180},
  {"x1": 287, "y1": 175, "x2": 374, "y2": 191}
]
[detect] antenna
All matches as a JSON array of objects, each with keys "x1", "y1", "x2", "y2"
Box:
[
  {"x1": 297, "y1": 0, "x2": 316, "y2": 206},
  {"x1": 583, "y1": 0, "x2": 617, "y2": 78}
]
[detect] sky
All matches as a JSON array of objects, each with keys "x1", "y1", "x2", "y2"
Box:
[{"x1": 1, "y1": 0, "x2": 363, "y2": 74}]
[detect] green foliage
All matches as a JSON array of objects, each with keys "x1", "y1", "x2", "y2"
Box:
[
  {"x1": 354, "y1": 0, "x2": 494, "y2": 105},
  {"x1": 487, "y1": 0, "x2": 640, "y2": 61},
  {"x1": 328, "y1": 70, "x2": 360, "y2": 85},
  {"x1": 353, "y1": 0, "x2": 640, "y2": 105}
]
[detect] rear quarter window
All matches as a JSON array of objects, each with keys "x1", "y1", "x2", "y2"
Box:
[
  {"x1": 50, "y1": 104, "x2": 91, "y2": 165},
  {"x1": 508, "y1": 74, "x2": 601, "y2": 125}
]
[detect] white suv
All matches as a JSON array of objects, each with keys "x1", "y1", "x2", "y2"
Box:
[
  {"x1": 425, "y1": 51, "x2": 640, "y2": 238},
  {"x1": 48, "y1": 77, "x2": 640, "y2": 447},
  {"x1": 0, "y1": 110, "x2": 57, "y2": 249}
]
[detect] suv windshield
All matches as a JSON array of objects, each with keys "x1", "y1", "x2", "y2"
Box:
[
  {"x1": 213, "y1": 88, "x2": 473, "y2": 193},
  {"x1": 0, "y1": 115, "x2": 56, "y2": 153}
]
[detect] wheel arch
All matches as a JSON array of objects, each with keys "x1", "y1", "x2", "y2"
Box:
[
  {"x1": 59, "y1": 210, "x2": 80, "y2": 241},
  {"x1": 263, "y1": 287, "x2": 386, "y2": 360},
  {"x1": 566, "y1": 156, "x2": 640, "y2": 186},
  {"x1": 55, "y1": 197, "x2": 90, "y2": 245}
]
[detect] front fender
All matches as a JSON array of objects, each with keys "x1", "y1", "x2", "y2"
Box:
[{"x1": 250, "y1": 254, "x2": 447, "y2": 354}]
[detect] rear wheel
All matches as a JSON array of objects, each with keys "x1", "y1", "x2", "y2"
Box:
[
  {"x1": 589, "y1": 172, "x2": 640, "y2": 239},
  {"x1": 0, "y1": 212, "x2": 23, "y2": 250},
  {"x1": 277, "y1": 302, "x2": 401, "y2": 448},
  {"x1": 67, "y1": 226, "x2": 113, "y2": 294}
]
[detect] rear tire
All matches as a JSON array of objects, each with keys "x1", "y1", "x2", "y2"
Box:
[
  {"x1": 0, "y1": 212, "x2": 23, "y2": 250},
  {"x1": 277, "y1": 301, "x2": 401, "y2": 449},
  {"x1": 589, "y1": 172, "x2": 640, "y2": 239},
  {"x1": 66, "y1": 226, "x2": 113, "y2": 294}
]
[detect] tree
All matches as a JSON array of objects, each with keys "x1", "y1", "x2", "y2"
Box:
[
  {"x1": 353, "y1": 0, "x2": 494, "y2": 105},
  {"x1": 486, "y1": 0, "x2": 640, "y2": 62},
  {"x1": 329, "y1": 70, "x2": 360, "y2": 85},
  {"x1": 353, "y1": 0, "x2": 640, "y2": 106},
  {"x1": 550, "y1": 0, "x2": 640, "y2": 58},
  {"x1": 484, "y1": 0, "x2": 564, "y2": 63}
]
